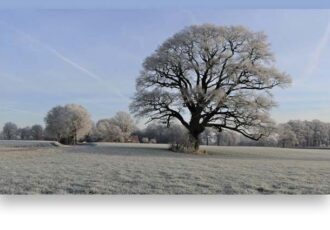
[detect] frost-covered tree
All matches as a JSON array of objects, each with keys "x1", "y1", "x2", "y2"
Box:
[
  {"x1": 143, "y1": 123, "x2": 169, "y2": 143},
  {"x1": 65, "y1": 104, "x2": 92, "y2": 144},
  {"x1": 110, "y1": 111, "x2": 135, "y2": 141},
  {"x1": 31, "y1": 124, "x2": 44, "y2": 140},
  {"x1": 277, "y1": 124, "x2": 298, "y2": 148},
  {"x1": 85, "y1": 122, "x2": 101, "y2": 142},
  {"x1": 200, "y1": 128, "x2": 216, "y2": 145},
  {"x1": 44, "y1": 104, "x2": 92, "y2": 144},
  {"x1": 95, "y1": 112, "x2": 135, "y2": 142},
  {"x1": 286, "y1": 120, "x2": 308, "y2": 147},
  {"x1": 167, "y1": 124, "x2": 189, "y2": 151},
  {"x1": 44, "y1": 106, "x2": 69, "y2": 142},
  {"x1": 96, "y1": 119, "x2": 124, "y2": 142},
  {"x1": 134, "y1": 122, "x2": 189, "y2": 144},
  {"x1": 2, "y1": 122, "x2": 18, "y2": 140},
  {"x1": 18, "y1": 127, "x2": 32, "y2": 140},
  {"x1": 327, "y1": 123, "x2": 330, "y2": 147},
  {"x1": 130, "y1": 24, "x2": 291, "y2": 152},
  {"x1": 310, "y1": 120, "x2": 328, "y2": 147},
  {"x1": 215, "y1": 130, "x2": 240, "y2": 146}
]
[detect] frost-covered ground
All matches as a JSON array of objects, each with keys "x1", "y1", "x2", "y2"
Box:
[
  {"x1": 0, "y1": 140, "x2": 63, "y2": 148},
  {"x1": 0, "y1": 141, "x2": 330, "y2": 194}
]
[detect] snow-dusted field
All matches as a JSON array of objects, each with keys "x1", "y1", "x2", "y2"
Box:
[{"x1": 1, "y1": 141, "x2": 330, "y2": 194}]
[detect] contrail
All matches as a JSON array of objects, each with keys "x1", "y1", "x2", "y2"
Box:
[
  {"x1": 304, "y1": 18, "x2": 330, "y2": 78},
  {"x1": 42, "y1": 45, "x2": 104, "y2": 82},
  {"x1": 0, "y1": 20, "x2": 129, "y2": 101},
  {"x1": 0, "y1": 105, "x2": 43, "y2": 117}
]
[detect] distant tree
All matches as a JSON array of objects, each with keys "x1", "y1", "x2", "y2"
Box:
[
  {"x1": 200, "y1": 128, "x2": 216, "y2": 145},
  {"x1": 256, "y1": 133, "x2": 279, "y2": 147},
  {"x1": 44, "y1": 106, "x2": 69, "y2": 142},
  {"x1": 327, "y1": 123, "x2": 330, "y2": 147},
  {"x1": 141, "y1": 137, "x2": 149, "y2": 143},
  {"x1": 167, "y1": 124, "x2": 190, "y2": 152},
  {"x1": 135, "y1": 122, "x2": 189, "y2": 145},
  {"x1": 277, "y1": 124, "x2": 298, "y2": 148},
  {"x1": 95, "y1": 112, "x2": 135, "y2": 143},
  {"x1": 96, "y1": 119, "x2": 124, "y2": 142},
  {"x1": 110, "y1": 111, "x2": 135, "y2": 141},
  {"x1": 216, "y1": 130, "x2": 240, "y2": 146},
  {"x1": 130, "y1": 24, "x2": 291, "y2": 152},
  {"x1": 2, "y1": 122, "x2": 18, "y2": 140},
  {"x1": 44, "y1": 104, "x2": 92, "y2": 144},
  {"x1": 31, "y1": 124, "x2": 44, "y2": 140},
  {"x1": 149, "y1": 138, "x2": 157, "y2": 144},
  {"x1": 286, "y1": 120, "x2": 308, "y2": 147},
  {"x1": 19, "y1": 127, "x2": 32, "y2": 140},
  {"x1": 143, "y1": 123, "x2": 170, "y2": 143},
  {"x1": 310, "y1": 120, "x2": 328, "y2": 147},
  {"x1": 65, "y1": 104, "x2": 92, "y2": 144},
  {"x1": 85, "y1": 122, "x2": 101, "y2": 142}
]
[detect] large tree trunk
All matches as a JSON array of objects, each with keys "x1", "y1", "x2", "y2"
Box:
[
  {"x1": 186, "y1": 116, "x2": 204, "y2": 152},
  {"x1": 74, "y1": 132, "x2": 77, "y2": 145},
  {"x1": 188, "y1": 131, "x2": 202, "y2": 153}
]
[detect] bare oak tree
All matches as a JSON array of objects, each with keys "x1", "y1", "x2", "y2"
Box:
[{"x1": 130, "y1": 24, "x2": 291, "y2": 152}]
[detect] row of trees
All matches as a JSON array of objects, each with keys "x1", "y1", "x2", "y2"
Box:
[
  {"x1": 0, "y1": 104, "x2": 137, "y2": 145},
  {"x1": 44, "y1": 104, "x2": 137, "y2": 144},
  {"x1": 132, "y1": 120, "x2": 330, "y2": 148},
  {"x1": 196, "y1": 120, "x2": 330, "y2": 148},
  {"x1": 0, "y1": 122, "x2": 44, "y2": 141},
  {"x1": 133, "y1": 123, "x2": 187, "y2": 144},
  {"x1": 2, "y1": 112, "x2": 330, "y2": 149},
  {"x1": 276, "y1": 120, "x2": 330, "y2": 148}
]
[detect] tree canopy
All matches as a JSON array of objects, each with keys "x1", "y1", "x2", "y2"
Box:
[
  {"x1": 130, "y1": 24, "x2": 291, "y2": 151},
  {"x1": 44, "y1": 104, "x2": 92, "y2": 144}
]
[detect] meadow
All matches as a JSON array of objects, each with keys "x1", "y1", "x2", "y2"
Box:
[{"x1": 0, "y1": 141, "x2": 330, "y2": 194}]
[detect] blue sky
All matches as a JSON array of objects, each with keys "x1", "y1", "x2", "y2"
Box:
[
  {"x1": 0, "y1": 9, "x2": 330, "y2": 128},
  {"x1": 0, "y1": 0, "x2": 329, "y2": 9}
]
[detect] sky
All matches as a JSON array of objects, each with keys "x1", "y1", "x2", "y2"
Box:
[
  {"x1": 0, "y1": 0, "x2": 329, "y2": 9},
  {"x1": 0, "y1": 9, "x2": 330, "y2": 128}
]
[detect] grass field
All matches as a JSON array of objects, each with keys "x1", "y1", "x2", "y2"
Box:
[{"x1": 0, "y1": 141, "x2": 330, "y2": 194}]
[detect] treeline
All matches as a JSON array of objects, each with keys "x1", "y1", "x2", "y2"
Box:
[
  {"x1": 0, "y1": 122, "x2": 44, "y2": 141},
  {"x1": 0, "y1": 104, "x2": 137, "y2": 144},
  {"x1": 134, "y1": 120, "x2": 330, "y2": 148},
  {"x1": 276, "y1": 120, "x2": 330, "y2": 148},
  {"x1": 93, "y1": 119, "x2": 330, "y2": 148},
  {"x1": 197, "y1": 120, "x2": 330, "y2": 148},
  {"x1": 133, "y1": 123, "x2": 187, "y2": 144},
  {"x1": 1, "y1": 103, "x2": 330, "y2": 149}
]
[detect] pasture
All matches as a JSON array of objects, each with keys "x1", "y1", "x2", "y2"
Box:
[{"x1": 0, "y1": 141, "x2": 330, "y2": 194}]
